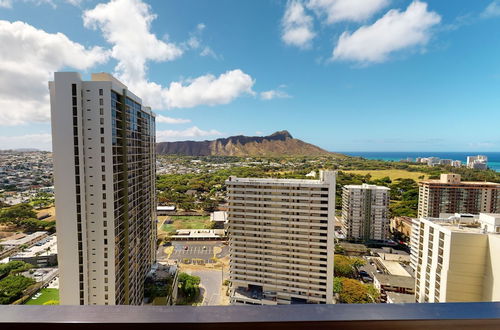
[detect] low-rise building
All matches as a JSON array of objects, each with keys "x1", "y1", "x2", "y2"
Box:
[
  {"x1": 157, "y1": 205, "x2": 176, "y2": 216},
  {"x1": 9, "y1": 235, "x2": 58, "y2": 267},
  {"x1": 171, "y1": 229, "x2": 226, "y2": 241},
  {"x1": 0, "y1": 231, "x2": 48, "y2": 248},
  {"x1": 373, "y1": 273, "x2": 415, "y2": 302},
  {"x1": 386, "y1": 292, "x2": 416, "y2": 304},
  {"x1": 373, "y1": 274, "x2": 415, "y2": 302}
]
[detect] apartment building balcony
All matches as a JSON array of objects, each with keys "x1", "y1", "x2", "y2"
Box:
[{"x1": 1, "y1": 302, "x2": 498, "y2": 329}]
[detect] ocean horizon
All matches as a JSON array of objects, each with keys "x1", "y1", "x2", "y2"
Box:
[{"x1": 341, "y1": 151, "x2": 500, "y2": 172}]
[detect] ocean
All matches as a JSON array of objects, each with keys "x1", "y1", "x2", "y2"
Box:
[{"x1": 342, "y1": 152, "x2": 500, "y2": 172}]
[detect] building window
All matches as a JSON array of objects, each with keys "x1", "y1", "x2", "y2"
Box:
[{"x1": 99, "y1": 89, "x2": 103, "y2": 96}]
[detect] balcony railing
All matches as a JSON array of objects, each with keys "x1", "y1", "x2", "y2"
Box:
[{"x1": 1, "y1": 302, "x2": 499, "y2": 329}]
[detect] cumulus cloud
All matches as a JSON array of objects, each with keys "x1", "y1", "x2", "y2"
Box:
[
  {"x1": 83, "y1": 0, "x2": 183, "y2": 85},
  {"x1": 482, "y1": 1, "x2": 500, "y2": 18},
  {"x1": 156, "y1": 126, "x2": 222, "y2": 141},
  {"x1": 156, "y1": 115, "x2": 191, "y2": 124},
  {"x1": 84, "y1": 0, "x2": 250, "y2": 110},
  {"x1": 307, "y1": 0, "x2": 389, "y2": 24},
  {"x1": 281, "y1": 0, "x2": 316, "y2": 49},
  {"x1": 260, "y1": 89, "x2": 291, "y2": 100},
  {"x1": 163, "y1": 70, "x2": 255, "y2": 108},
  {"x1": 332, "y1": 1, "x2": 441, "y2": 64},
  {"x1": 0, "y1": 133, "x2": 52, "y2": 150},
  {"x1": 0, "y1": 20, "x2": 109, "y2": 125}
]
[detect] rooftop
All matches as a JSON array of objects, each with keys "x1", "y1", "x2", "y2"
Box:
[
  {"x1": 10, "y1": 235, "x2": 57, "y2": 258},
  {"x1": 419, "y1": 180, "x2": 500, "y2": 186},
  {"x1": 374, "y1": 274, "x2": 415, "y2": 289},
  {"x1": 0, "y1": 231, "x2": 47, "y2": 246},
  {"x1": 386, "y1": 292, "x2": 416, "y2": 304},
  {"x1": 343, "y1": 184, "x2": 390, "y2": 190},
  {"x1": 226, "y1": 177, "x2": 328, "y2": 185}
]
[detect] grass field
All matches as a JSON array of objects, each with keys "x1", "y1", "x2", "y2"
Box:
[
  {"x1": 161, "y1": 216, "x2": 211, "y2": 234},
  {"x1": 343, "y1": 169, "x2": 428, "y2": 181},
  {"x1": 24, "y1": 288, "x2": 59, "y2": 305}
]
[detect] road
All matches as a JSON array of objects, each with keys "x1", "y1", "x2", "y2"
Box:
[{"x1": 187, "y1": 269, "x2": 223, "y2": 306}]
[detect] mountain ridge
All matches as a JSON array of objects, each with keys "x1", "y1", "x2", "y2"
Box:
[{"x1": 156, "y1": 130, "x2": 333, "y2": 156}]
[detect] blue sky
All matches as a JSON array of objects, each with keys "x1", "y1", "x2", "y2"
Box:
[{"x1": 1, "y1": 0, "x2": 500, "y2": 152}]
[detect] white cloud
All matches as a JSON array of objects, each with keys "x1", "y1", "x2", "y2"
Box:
[
  {"x1": 307, "y1": 0, "x2": 389, "y2": 24},
  {"x1": 84, "y1": 0, "x2": 249, "y2": 110},
  {"x1": 200, "y1": 46, "x2": 218, "y2": 59},
  {"x1": 163, "y1": 69, "x2": 255, "y2": 108},
  {"x1": 83, "y1": 0, "x2": 183, "y2": 86},
  {"x1": 156, "y1": 115, "x2": 191, "y2": 124},
  {"x1": 482, "y1": 1, "x2": 500, "y2": 18},
  {"x1": 333, "y1": 1, "x2": 441, "y2": 64},
  {"x1": 197, "y1": 23, "x2": 206, "y2": 31},
  {"x1": 255, "y1": 131, "x2": 264, "y2": 135},
  {"x1": 157, "y1": 126, "x2": 222, "y2": 141},
  {"x1": 0, "y1": 20, "x2": 109, "y2": 125},
  {"x1": 0, "y1": 0, "x2": 57, "y2": 9},
  {"x1": 65, "y1": 0, "x2": 85, "y2": 6},
  {"x1": 0, "y1": 0, "x2": 12, "y2": 8},
  {"x1": 260, "y1": 90, "x2": 291, "y2": 100},
  {"x1": 0, "y1": 133, "x2": 52, "y2": 150},
  {"x1": 282, "y1": 0, "x2": 316, "y2": 49}
]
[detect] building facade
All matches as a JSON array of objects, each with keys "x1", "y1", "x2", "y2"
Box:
[
  {"x1": 467, "y1": 155, "x2": 488, "y2": 169},
  {"x1": 341, "y1": 184, "x2": 390, "y2": 241},
  {"x1": 418, "y1": 174, "x2": 500, "y2": 218},
  {"x1": 50, "y1": 72, "x2": 156, "y2": 305},
  {"x1": 226, "y1": 171, "x2": 336, "y2": 305},
  {"x1": 411, "y1": 214, "x2": 500, "y2": 303}
]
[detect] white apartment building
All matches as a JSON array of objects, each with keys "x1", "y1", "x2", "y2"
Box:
[
  {"x1": 226, "y1": 171, "x2": 336, "y2": 305},
  {"x1": 412, "y1": 214, "x2": 500, "y2": 303},
  {"x1": 49, "y1": 72, "x2": 156, "y2": 305},
  {"x1": 341, "y1": 184, "x2": 390, "y2": 241},
  {"x1": 467, "y1": 155, "x2": 488, "y2": 169}
]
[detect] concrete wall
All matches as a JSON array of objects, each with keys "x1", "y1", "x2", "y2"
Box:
[{"x1": 483, "y1": 235, "x2": 500, "y2": 301}]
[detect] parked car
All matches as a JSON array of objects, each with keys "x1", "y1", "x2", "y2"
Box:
[{"x1": 358, "y1": 270, "x2": 370, "y2": 277}]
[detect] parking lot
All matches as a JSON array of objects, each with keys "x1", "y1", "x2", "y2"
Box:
[{"x1": 169, "y1": 242, "x2": 220, "y2": 264}]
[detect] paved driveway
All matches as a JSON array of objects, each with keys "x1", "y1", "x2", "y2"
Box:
[{"x1": 187, "y1": 269, "x2": 223, "y2": 306}]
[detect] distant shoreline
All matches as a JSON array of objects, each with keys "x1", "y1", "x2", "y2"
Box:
[{"x1": 342, "y1": 151, "x2": 500, "y2": 172}]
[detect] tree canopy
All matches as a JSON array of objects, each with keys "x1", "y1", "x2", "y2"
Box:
[{"x1": 334, "y1": 277, "x2": 379, "y2": 304}]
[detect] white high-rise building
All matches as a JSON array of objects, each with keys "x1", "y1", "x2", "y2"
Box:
[
  {"x1": 412, "y1": 214, "x2": 500, "y2": 303},
  {"x1": 49, "y1": 72, "x2": 156, "y2": 305},
  {"x1": 226, "y1": 171, "x2": 336, "y2": 305},
  {"x1": 341, "y1": 184, "x2": 390, "y2": 241},
  {"x1": 467, "y1": 155, "x2": 488, "y2": 169}
]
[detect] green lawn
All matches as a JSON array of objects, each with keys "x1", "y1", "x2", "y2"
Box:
[
  {"x1": 161, "y1": 216, "x2": 211, "y2": 234},
  {"x1": 24, "y1": 288, "x2": 59, "y2": 305},
  {"x1": 343, "y1": 169, "x2": 428, "y2": 181}
]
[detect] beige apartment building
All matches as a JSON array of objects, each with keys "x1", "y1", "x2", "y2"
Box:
[
  {"x1": 226, "y1": 171, "x2": 336, "y2": 305},
  {"x1": 341, "y1": 184, "x2": 390, "y2": 241},
  {"x1": 418, "y1": 174, "x2": 500, "y2": 218},
  {"x1": 50, "y1": 72, "x2": 156, "y2": 305},
  {"x1": 412, "y1": 214, "x2": 500, "y2": 303}
]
